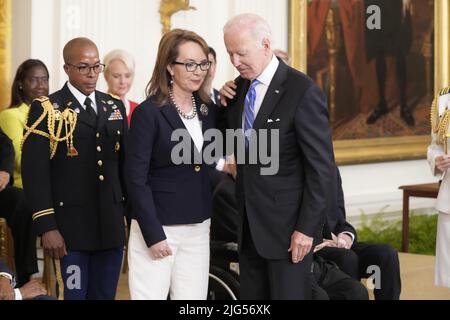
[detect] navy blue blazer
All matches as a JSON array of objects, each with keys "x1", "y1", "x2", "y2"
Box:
[{"x1": 126, "y1": 93, "x2": 220, "y2": 247}]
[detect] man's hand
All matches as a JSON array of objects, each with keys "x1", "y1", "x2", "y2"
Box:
[
  {"x1": 0, "y1": 277, "x2": 15, "y2": 300},
  {"x1": 149, "y1": 239, "x2": 172, "y2": 260},
  {"x1": 435, "y1": 155, "x2": 450, "y2": 172},
  {"x1": 0, "y1": 171, "x2": 10, "y2": 192},
  {"x1": 313, "y1": 239, "x2": 337, "y2": 253},
  {"x1": 42, "y1": 230, "x2": 67, "y2": 258},
  {"x1": 222, "y1": 156, "x2": 237, "y2": 179},
  {"x1": 288, "y1": 231, "x2": 313, "y2": 263},
  {"x1": 336, "y1": 232, "x2": 353, "y2": 249},
  {"x1": 219, "y1": 80, "x2": 237, "y2": 107},
  {"x1": 19, "y1": 280, "x2": 47, "y2": 300}
]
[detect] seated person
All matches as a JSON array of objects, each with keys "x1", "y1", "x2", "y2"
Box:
[
  {"x1": 0, "y1": 260, "x2": 49, "y2": 300},
  {"x1": 315, "y1": 166, "x2": 401, "y2": 300},
  {"x1": 210, "y1": 165, "x2": 367, "y2": 300},
  {"x1": 0, "y1": 127, "x2": 38, "y2": 286}
]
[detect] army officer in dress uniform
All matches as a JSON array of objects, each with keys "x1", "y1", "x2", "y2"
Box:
[{"x1": 21, "y1": 37, "x2": 127, "y2": 300}]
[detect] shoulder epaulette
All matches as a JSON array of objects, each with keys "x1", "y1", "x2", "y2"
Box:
[
  {"x1": 439, "y1": 87, "x2": 450, "y2": 96},
  {"x1": 33, "y1": 96, "x2": 50, "y2": 103},
  {"x1": 109, "y1": 93, "x2": 121, "y2": 100}
]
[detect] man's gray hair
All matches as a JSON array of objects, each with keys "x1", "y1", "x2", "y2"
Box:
[{"x1": 223, "y1": 13, "x2": 273, "y2": 47}]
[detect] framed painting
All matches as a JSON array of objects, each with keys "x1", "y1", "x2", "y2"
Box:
[{"x1": 289, "y1": 0, "x2": 450, "y2": 164}]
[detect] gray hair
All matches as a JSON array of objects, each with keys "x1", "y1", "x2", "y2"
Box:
[
  {"x1": 103, "y1": 49, "x2": 135, "y2": 74},
  {"x1": 223, "y1": 13, "x2": 273, "y2": 47}
]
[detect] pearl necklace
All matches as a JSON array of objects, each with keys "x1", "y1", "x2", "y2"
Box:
[{"x1": 169, "y1": 89, "x2": 197, "y2": 120}]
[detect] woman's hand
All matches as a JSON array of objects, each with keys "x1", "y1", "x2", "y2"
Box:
[{"x1": 150, "y1": 240, "x2": 173, "y2": 259}]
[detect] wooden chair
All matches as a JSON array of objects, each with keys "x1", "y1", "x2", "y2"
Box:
[{"x1": 0, "y1": 217, "x2": 15, "y2": 270}]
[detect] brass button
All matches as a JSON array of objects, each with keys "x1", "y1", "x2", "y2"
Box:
[
  {"x1": 59, "y1": 202, "x2": 64, "y2": 207},
  {"x1": 99, "y1": 175, "x2": 104, "y2": 181},
  {"x1": 98, "y1": 160, "x2": 103, "y2": 166},
  {"x1": 97, "y1": 146, "x2": 101, "y2": 152},
  {"x1": 194, "y1": 165, "x2": 201, "y2": 172},
  {"x1": 96, "y1": 133, "x2": 100, "y2": 138}
]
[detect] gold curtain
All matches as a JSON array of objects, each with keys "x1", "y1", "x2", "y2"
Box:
[{"x1": 0, "y1": 0, "x2": 11, "y2": 110}]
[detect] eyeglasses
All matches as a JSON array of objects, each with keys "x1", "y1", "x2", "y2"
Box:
[
  {"x1": 172, "y1": 60, "x2": 211, "y2": 72},
  {"x1": 67, "y1": 63, "x2": 105, "y2": 75}
]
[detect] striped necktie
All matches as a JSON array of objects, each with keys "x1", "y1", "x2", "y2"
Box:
[{"x1": 244, "y1": 79, "x2": 260, "y2": 147}]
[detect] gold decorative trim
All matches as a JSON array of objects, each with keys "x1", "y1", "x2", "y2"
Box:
[
  {"x1": 32, "y1": 209, "x2": 54, "y2": 220},
  {"x1": 159, "y1": 0, "x2": 196, "y2": 35}
]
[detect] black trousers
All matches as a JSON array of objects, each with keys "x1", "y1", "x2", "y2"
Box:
[
  {"x1": 0, "y1": 186, "x2": 38, "y2": 286},
  {"x1": 311, "y1": 255, "x2": 368, "y2": 300},
  {"x1": 315, "y1": 242, "x2": 401, "y2": 300},
  {"x1": 238, "y1": 212, "x2": 312, "y2": 300}
]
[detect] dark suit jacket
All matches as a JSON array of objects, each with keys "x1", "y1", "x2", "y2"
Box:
[
  {"x1": 0, "y1": 127, "x2": 14, "y2": 184},
  {"x1": 126, "y1": 93, "x2": 219, "y2": 247},
  {"x1": 22, "y1": 83, "x2": 127, "y2": 251},
  {"x1": 225, "y1": 59, "x2": 335, "y2": 259},
  {"x1": 325, "y1": 167, "x2": 357, "y2": 241}
]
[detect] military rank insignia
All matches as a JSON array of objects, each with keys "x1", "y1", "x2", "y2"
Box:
[
  {"x1": 200, "y1": 104, "x2": 208, "y2": 116},
  {"x1": 108, "y1": 109, "x2": 123, "y2": 121}
]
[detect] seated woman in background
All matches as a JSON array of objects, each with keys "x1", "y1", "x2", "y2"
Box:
[
  {"x1": 0, "y1": 59, "x2": 49, "y2": 189},
  {"x1": 103, "y1": 49, "x2": 138, "y2": 125}
]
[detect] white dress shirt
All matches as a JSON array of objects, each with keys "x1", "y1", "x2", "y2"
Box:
[
  {"x1": 67, "y1": 81, "x2": 97, "y2": 113},
  {"x1": 242, "y1": 54, "x2": 279, "y2": 127}
]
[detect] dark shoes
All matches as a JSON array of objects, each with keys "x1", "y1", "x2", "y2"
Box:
[
  {"x1": 366, "y1": 104, "x2": 388, "y2": 124},
  {"x1": 400, "y1": 106, "x2": 415, "y2": 127},
  {"x1": 366, "y1": 103, "x2": 415, "y2": 127}
]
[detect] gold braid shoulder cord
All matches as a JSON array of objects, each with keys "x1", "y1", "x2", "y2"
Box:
[
  {"x1": 21, "y1": 97, "x2": 78, "y2": 159},
  {"x1": 431, "y1": 87, "x2": 450, "y2": 153}
]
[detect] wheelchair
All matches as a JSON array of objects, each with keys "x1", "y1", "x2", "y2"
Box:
[{"x1": 208, "y1": 241, "x2": 240, "y2": 300}]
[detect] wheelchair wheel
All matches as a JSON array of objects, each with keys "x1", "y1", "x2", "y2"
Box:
[{"x1": 208, "y1": 265, "x2": 240, "y2": 300}]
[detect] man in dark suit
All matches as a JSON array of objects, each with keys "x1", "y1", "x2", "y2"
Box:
[
  {"x1": 0, "y1": 128, "x2": 38, "y2": 287},
  {"x1": 21, "y1": 37, "x2": 127, "y2": 300},
  {"x1": 220, "y1": 14, "x2": 335, "y2": 299},
  {"x1": 315, "y1": 166, "x2": 401, "y2": 300},
  {"x1": 364, "y1": 0, "x2": 414, "y2": 126}
]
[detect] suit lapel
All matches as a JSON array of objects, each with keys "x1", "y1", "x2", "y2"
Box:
[
  {"x1": 160, "y1": 102, "x2": 187, "y2": 132},
  {"x1": 59, "y1": 84, "x2": 92, "y2": 129},
  {"x1": 231, "y1": 79, "x2": 250, "y2": 130},
  {"x1": 60, "y1": 84, "x2": 96, "y2": 128},
  {"x1": 252, "y1": 62, "x2": 287, "y2": 130}
]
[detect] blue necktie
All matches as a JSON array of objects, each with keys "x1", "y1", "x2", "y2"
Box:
[{"x1": 244, "y1": 79, "x2": 260, "y2": 147}]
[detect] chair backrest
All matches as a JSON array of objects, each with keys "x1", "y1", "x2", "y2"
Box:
[{"x1": 0, "y1": 217, "x2": 14, "y2": 270}]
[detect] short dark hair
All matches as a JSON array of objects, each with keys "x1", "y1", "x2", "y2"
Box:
[
  {"x1": 208, "y1": 46, "x2": 217, "y2": 62},
  {"x1": 9, "y1": 59, "x2": 49, "y2": 108}
]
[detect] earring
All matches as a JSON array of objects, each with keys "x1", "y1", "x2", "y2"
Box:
[{"x1": 170, "y1": 76, "x2": 174, "y2": 85}]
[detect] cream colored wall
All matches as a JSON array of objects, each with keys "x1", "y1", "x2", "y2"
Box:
[
  {"x1": 11, "y1": 0, "x2": 437, "y2": 219},
  {"x1": 12, "y1": 0, "x2": 288, "y2": 102}
]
